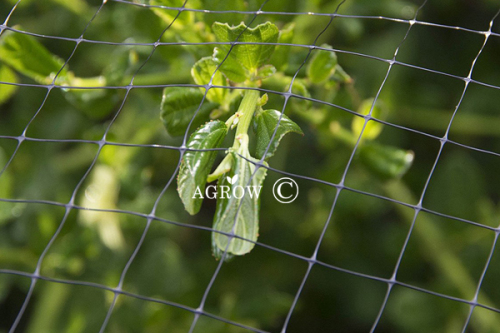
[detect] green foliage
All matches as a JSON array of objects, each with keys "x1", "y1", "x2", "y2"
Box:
[
  {"x1": 0, "y1": 28, "x2": 67, "y2": 84},
  {"x1": 359, "y1": 143, "x2": 414, "y2": 179},
  {"x1": 160, "y1": 87, "x2": 218, "y2": 136},
  {"x1": 307, "y1": 44, "x2": 338, "y2": 84},
  {"x1": 212, "y1": 149, "x2": 267, "y2": 259},
  {"x1": 212, "y1": 22, "x2": 279, "y2": 81},
  {"x1": 253, "y1": 109, "x2": 303, "y2": 160},
  {"x1": 351, "y1": 98, "x2": 387, "y2": 140},
  {"x1": 191, "y1": 57, "x2": 227, "y2": 104},
  {"x1": 149, "y1": 0, "x2": 195, "y2": 27},
  {"x1": 3, "y1": 1, "x2": 493, "y2": 332},
  {"x1": 0, "y1": 27, "x2": 122, "y2": 118},
  {"x1": 177, "y1": 120, "x2": 228, "y2": 215},
  {"x1": 161, "y1": 19, "x2": 414, "y2": 259},
  {"x1": 0, "y1": 64, "x2": 18, "y2": 105},
  {"x1": 61, "y1": 75, "x2": 119, "y2": 119},
  {"x1": 270, "y1": 22, "x2": 295, "y2": 71},
  {"x1": 254, "y1": 64, "x2": 276, "y2": 81},
  {"x1": 167, "y1": 22, "x2": 300, "y2": 259},
  {"x1": 212, "y1": 46, "x2": 248, "y2": 83}
]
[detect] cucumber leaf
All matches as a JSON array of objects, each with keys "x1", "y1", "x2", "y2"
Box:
[
  {"x1": 191, "y1": 57, "x2": 227, "y2": 104},
  {"x1": 253, "y1": 109, "x2": 303, "y2": 160},
  {"x1": 160, "y1": 87, "x2": 218, "y2": 136},
  {"x1": 351, "y1": 98, "x2": 388, "y2": 141},
  {"x1": 0, "y1": 28, "x2": 68, "y2": 84},
  {"x1": 254, "y1": 64, "x2": 276, "y2": 81},
  {"x1": 212, "y1": 22, "x2": 279, "y2": 75},
  {"x1": 212, "y1": 46, "x2": 249, "y2": 83},
  {"x1": 212, "y1": 152, "x2": 267, "y2": 259},
  {"x1": 0, "y1": 64, "x2": 18, "y2": 105},
  {"x1": 177, "y1": 120, "x2": 228, "y2": 215},
  {"x1": 307, "y1": 44, "x2": 337, "y2": 84}
]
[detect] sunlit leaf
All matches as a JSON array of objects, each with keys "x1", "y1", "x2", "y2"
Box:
[
  {"x1": 307, "y1": 44, "x2": 337, "y2": 84},
  {"x1": 351, "y1": 98, "x2": 388, "y2": 141},
  {"x1": 212, "y1": 21, "x2": 279, "y2": 74},
  {"x1": 178, "y1": 120, "x2": 228, "y2": 215},
  {"x1": 253, "y1": 109, "x2": 303, "y2": 160},
  {"x1": 254, "y1": 64, "x2": 276, "y2": 81},
  {"x1": 148, "y1": 0, "x2": 194, "y2": 27},
  {"x1": 160, "y1": 87, "x2": 218, "y2": 136},
  {"x1": 212, "y1": 46, "x2": 248, "y2": 83},
  {"x1": 290, "y1": 79, "x2": 311, "y2": 112},
  {"x1": 62, "y1": 75, "x2": 120, "y2": 119},
  {"x1": 0, "y1": 28, "x2": 67, "y2": 84},
  {"x1": 0, "y1": 64, "x2": 18, "y2": 105},
  {"x1": 191, "y1": 57, "x2": 227, "y2": 104},
  {"x1": 79, "y1": 165, "x2": 124, "y2": 250},
  {"x1": 212, "y1": 152, "x2": 267, "y2": 259}
]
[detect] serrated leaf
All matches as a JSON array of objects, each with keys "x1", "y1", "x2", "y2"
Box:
[
  {"x1": 253, "y1": 109, "x2": 303, "y2": 160},
  {"x1": 161, "y1": 87, "x2": 218, "y2": 136},
  {"x1": 307, "y1": 44, "x2": 337, "y2": 84},
  {"x1": 0, "y1": 64, "x2": 18, "y2": 105},
  {"x1": 352, "y1": 98, "x2": 388, "y2": 141},
  {"x1": 191, "y1": 57, "x2": 227, "y2": 104},
  {"x1": 178, "y1": 120, "x2": 228, "y2": 215},
  {"x1": 212, "y1": 47, "x2": 249, "y2": 83},
  {"x1": 359, "y1": 143, "x2": 414, "y2": 179},
  {"x1": 0, "y1": 28, "x2": 67, "y2": 84},
  {"x1": 212, "y1": 152, "x2": 267, "y2": 259},
  {"x1": 212, "y1": 22, "x2": 279, "y2": 75}
]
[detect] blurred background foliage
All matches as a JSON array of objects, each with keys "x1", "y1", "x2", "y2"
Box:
[{"x1": 1, "y1": 0, "x2": 500, "y2": 332}]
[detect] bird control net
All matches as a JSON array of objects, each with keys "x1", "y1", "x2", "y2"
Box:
[{"x1": 1, "y1": 0, "x2": 500, "y2": 332}]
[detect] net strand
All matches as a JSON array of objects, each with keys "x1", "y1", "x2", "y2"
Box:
[
  {"x1": 1, "y1": 161, "x2": 498, "y2": 234},
  {"x1": 0, "y1": 0, "x2": 20, "y2": 29},
  {"x1": 459, "y1": 11, "x2": 500, "y2": 333},
  {"x1": 95, "y1": 2, "x2": 191, "y2": 331},
  {"x1": 4, "y1": 1, "x2": 110, "y2": 331},
  {"x1": 189, "y1": 0, "x2": 346, "y2": 327},
  {"x1": 279, "y1": 1, "x2": 429, "y2": 331},
  {"x1": 369, "y1": 8, "x2": 500, "y2": 332},
  {"x1": 2, "y1": 24, "x2": 500, "y2": 95},
  {"x1": 183, "y1": 1, "x2": 279, "y2": 331},
  {"x1": 111, "y1": 0, "x2": 500, "y2": 38},
  {"x1": 3, "y1": 80, "x2": 500, "y2": 166},
  {"x1": 1, "y1": 0, "x2": 500, "y2": 332},
  {"x1": 0, "y1": 268, "x2": 270, "y2": 333}
]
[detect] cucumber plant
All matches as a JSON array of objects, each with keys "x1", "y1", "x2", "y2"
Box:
[
  {"x1": 161, "y1": 21, "x2": 414, "y2": 260},
  {"x1": 162, "y1": 22, "x2": 305, "y2": 260},
  {"x1": 0, "y1": 19, "x2": 414, "y2": 261}
]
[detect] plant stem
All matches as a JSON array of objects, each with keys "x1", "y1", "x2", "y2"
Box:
[{"x1": 233, "y1": 89, "x2": 260, "y2": 149}]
